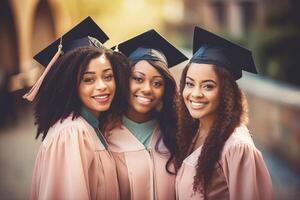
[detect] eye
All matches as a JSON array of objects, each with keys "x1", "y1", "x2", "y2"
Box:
[
  {"x1": 202, "y1": 83, "x2": 215, "y2": 90},
  {"x1": 103, "y1": 74, "x2": 114, "y2": 81},
  {"x1": 132, "y1": 76, "x2": 143, "y2": 83},
  {"x1": 185, "y1": 81, "x2": 194, "y2": 88},
  {"x1": 82, "y1": 76, "x2": 95, "y2": 84},
  {"x1": 152, "y1": 80, "x2": 163, "y2": 88}
]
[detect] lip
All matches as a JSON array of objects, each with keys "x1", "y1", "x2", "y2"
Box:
[
  {"x1": 188, "y1": 99, "x2": 208, "y2": 109},
  {"x1": 135, "y1": 95, "x2": 153, "y2": 105},
  {"x1": 91, "y1": 94, "x2": 110, "y2": 103}
]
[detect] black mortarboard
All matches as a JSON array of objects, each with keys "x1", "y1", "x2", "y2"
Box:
[
  {"x1": 190, "y1": 26, "x2": 257, "y2": 80},
  {"x1": 114, "y1": 29, "x2": 188, "y2": 67},
  {"x1": 34, "y1": 16, "x2": 109, "y2": 67}
]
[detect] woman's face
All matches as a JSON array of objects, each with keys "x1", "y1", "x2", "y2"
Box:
[
  {"x1": 182, "y1": 63, "x2": 220, "y2": 121},
  {"x1": 127, "y1": 60, "x2": 165, "y2": 121},
  {"x1": 78, "y1": 54, "x2": 116, "y2": 117}
]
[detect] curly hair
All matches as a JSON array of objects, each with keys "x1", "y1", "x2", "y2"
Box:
[
  {"x1": 34, "y1": 46, "x2": 130, "y2": 140},
  {"x1": 127, "y1": 59, "x2": 181, "y2": 174},
  {"x1": 177, "y1": 64, "x2": 248, "y2": 198}
]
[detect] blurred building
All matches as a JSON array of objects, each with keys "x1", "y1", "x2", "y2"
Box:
[
  {"x1": 0, "y1": 0, "x2": 72, "y2": 91},
  {"x1": 164, "y1": 0, "x2": 290, "y2": 39}
]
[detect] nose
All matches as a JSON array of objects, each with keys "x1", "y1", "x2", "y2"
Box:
[
  {"x1": 191, "y1": 87, "x2": 203, "y2": 98},
  {"x1": 141, "y1": 81, "x2": 152, "y2": 95},
  {"x1": 95, "y1": 79, "x2": 107, "y2": 91}
]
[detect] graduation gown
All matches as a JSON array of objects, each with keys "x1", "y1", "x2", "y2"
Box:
[
  {"x1": 30, "y1": 114, "x2": 120, "y2": 200},
  {"x1": 107, "y1": 125, "x2": 175, "y2": 200},
  {"x1": 176, "y1": 125, "x2": 273, "y2": 200}
]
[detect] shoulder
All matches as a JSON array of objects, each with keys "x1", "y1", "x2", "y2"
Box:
[
  {"x1": 222, "y1": 125, "x2": 258, "y2": 156},
  {"x1": 42, "y1": 114, "x2": 95, "y2": 148},
  {"x1": 52, "y1": 115, "x2": 94, "y2": 134}
]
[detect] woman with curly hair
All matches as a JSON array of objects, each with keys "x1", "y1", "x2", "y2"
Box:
[
  {"x1": 28, "y1": 17, "x2": 130, "y2": 200},
  {"x1": 175, "y1": 27, "x2": 273, "y2": 200},
  {"x1": 106, "y1": 29, "x2": 187, "y2": 200}
]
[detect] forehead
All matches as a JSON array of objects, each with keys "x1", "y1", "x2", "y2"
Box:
[
  {"x1": 186, "y1": 63, "x2": 218, "y2": 82},
  {"x1": 132, "y1": 60, "x2": 162, "y2": 77},
  {"x1": 85, "y1": 54, "x2": 113, "y2": 71}
]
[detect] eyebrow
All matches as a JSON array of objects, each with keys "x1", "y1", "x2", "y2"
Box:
[
  {"x1": 186, "y1": 76, "x2": 217, "y2": 84},
  {"x1": 132, "y1": 71, "x2": 163, "y2": 79},
  {"x1": 186, "y1": 76, "x2": 195, "y2": 81},
  {"x1": 83, "y1": 68, "x2": 112, "y2": 75},
  {"x1": 152, "y1": 75, "x2": 163, "y2": 79},
  {"x1": 202, "y1": 80, "x2": 217, "y2": 84},
  {"x1": 132, "y1": 71, "x2": 145, "y2": 76}
]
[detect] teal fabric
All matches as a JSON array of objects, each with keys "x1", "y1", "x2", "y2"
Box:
[
  {"x1": 122, "y1": 115, "x2": 157, "y2": 148},
  {"x1": 80, "y1": 107, "x2": 108, "y2": 148}
]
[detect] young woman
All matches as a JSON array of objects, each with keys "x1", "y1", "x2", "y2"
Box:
[
  {"x1": 106, "y1": 29, "x2": 187, "y2": 200},
  {"x1": 175, "y1": 27, "x2": 273, "y2": 200},
  {"x1": 29, "y1": 18, "x2": 130, "y2": 200}
]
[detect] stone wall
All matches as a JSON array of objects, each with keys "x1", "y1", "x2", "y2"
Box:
[{"x1": 239, "y1": 73, "x2": 300, "y2": 171}]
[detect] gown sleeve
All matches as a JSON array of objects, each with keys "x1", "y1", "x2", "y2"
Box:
[
  {"x1": 31, "y1": 125, "x2": 95, "y2": 200},
  {"x1": 222, "y1": 143, "x2": 273, "y2": 200}
]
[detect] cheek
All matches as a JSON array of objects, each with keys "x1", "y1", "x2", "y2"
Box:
[
  {"x1": 127, "y1": 83, "x2": 136, "y2": 104},
  {"x1": 182, "y1": 88, "x2": 189, "y2": 102},
  {"x1": 209, "y1": 91, "x2": 220, "y2": 107},
  {"x1": 78, "y1": 84, "x2": 89, "y2": 99},
  {"x1": 108, "y1": 80, "x2": 116, "y2": 95},
  {"x1": 155, "y1": 87, "x2": 165, "y2": 101},
  {"x1": 129, "y1": 81, "x2": 138, "y2": 94}
]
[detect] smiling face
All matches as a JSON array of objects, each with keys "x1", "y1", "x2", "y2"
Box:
[
  {"x1": 78, "y1": 54, "x2": 116, "y2": 117},
  {"x1": 182, "y1": 63, "x2": 220, "y2": 122},
  {"x1": 127, "y1": 60, "x2": 165, "y2": 122}
]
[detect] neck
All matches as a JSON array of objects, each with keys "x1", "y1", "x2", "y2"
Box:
[
  {"x1": 200, "y1": 113, "x2": 216, "y2": 132},
  {"x1": 91, "y1": 111, "x2": 100, "y2": 118},
  {"x1": 126, "y1": 109, "x2": 154, "y2": 123},
  {"x1": 193, "y1": 114, "x2": 216, "y2": 149}
]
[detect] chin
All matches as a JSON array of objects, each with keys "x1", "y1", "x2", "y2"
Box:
[
  {"x1": 136, "y1": 108, "x2": 151, "y2": 114},
  {"x1": 133, "y1": 105, "x2": 152, "y2": 115},
  {"x1": 188, "y1": 110, "x2": 205, "y2": 119},
  {"x1": 190, "y1": 113, "x2": 202, "y2": 119},
  {"x1": 95, "y1": 104, "x2": 112, "y2": 112}
]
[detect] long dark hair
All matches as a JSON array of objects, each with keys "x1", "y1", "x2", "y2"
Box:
[
  {"x1": 34, "y1": 46, "x2": 129, "y2": 140},
  {"x1": 177, "y1": 63, "x2": 247, "y2": 198},
  {"x1": 129, "y1": 59, "x2": 181, "y2": 174}
]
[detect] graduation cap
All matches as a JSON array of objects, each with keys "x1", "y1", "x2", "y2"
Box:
[
  {"x1": 114, "y1": 29, "x2": 188, "y2": 68},
  {"x1": 190, "y1": 26, "x2": 257, "y2": 80},
  {"x1": 24, "y1": 16, "x2": 109, "y2": 101},
  {"x1": 34, "y1": 16, "x2": 109, "y2": 67}
]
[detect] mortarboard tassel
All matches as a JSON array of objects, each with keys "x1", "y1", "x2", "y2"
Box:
[
  {"x1": 23, "y1": 38, "x2": 63, "y2": 101},
  {"x1": 114, "y1": 44, "x2": 119, "y2": 52}
]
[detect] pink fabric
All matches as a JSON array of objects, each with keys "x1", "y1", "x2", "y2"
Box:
[
  {"x1": 107, "y1": 125, "x2": 176, "y2": 200},
  {"x1": 176, "y1": 125, "x2": 273, "y2": 200},
  {"x1": 30, "y1": 115, "x2": 119, "y2": 200},
  {"x1": 110, "y1": 152, "x2": 131, "y2": 200}
]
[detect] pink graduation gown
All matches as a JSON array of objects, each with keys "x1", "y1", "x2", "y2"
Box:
[
  {"x1": 106, "y1": 125, "x2": 176, "y2": 200},
  {"x1": 30, "y1": 115, "x2": 120, "y2": 200},
  {"x1": 176, "y1": 125, "x2": 273, "y2": 200}
]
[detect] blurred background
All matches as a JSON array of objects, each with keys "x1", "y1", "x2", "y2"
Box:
[{"x1": 0, "y1": 0, "x2": 299, "y2": 199}]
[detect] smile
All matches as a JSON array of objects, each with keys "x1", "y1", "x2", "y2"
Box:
[
  {"x1": 92, "y1": 94, "x2": 110, "y2": 103},
  {"x1": 189, "y1": 100, "x2": 207, "y2": 109},
  {"x1": 135, "y1": 95, "x2": 153, "y2": 105}
]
